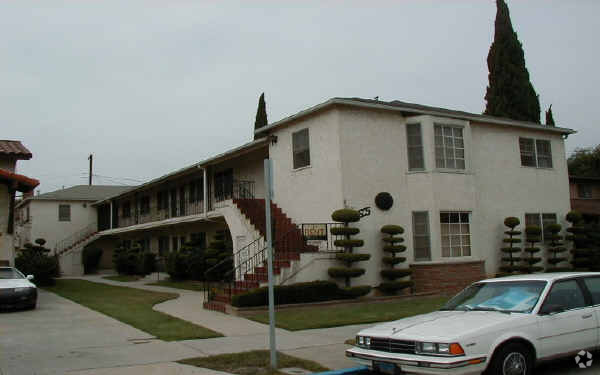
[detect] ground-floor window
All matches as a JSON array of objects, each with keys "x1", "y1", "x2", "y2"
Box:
[
  {"x1": 440, "y1": 211, "x2": 471, "y2": 257},
  {"x1": 525, "y1": 213, "x2": 557, "y2": 241},
  {"x1": 412, "y1": 211, "x2": 431, "y2": 261}
]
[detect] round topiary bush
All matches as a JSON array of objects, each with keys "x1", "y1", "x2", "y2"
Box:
[
  {"x1": 545, "y1": 223, "x2": 570, "y2": 272},
  {"x1": 379, "y1": 224, "x2": 412, "y2": 295},
  {"x1": 381, "y1": 225, "x2": 404, "y2": 235},
  {"x1": 380, "y1": 269, "x2": 412, "y2": 279},
  {"x1": 328, "y1": 208, "x2": 369, "y2": 288},
  {"x1": 333, "y1": 239, "x2": 365, "y2": 248},
  {"x1": 335, "y1": 253, "x2": 371, "y2": 263},
  {"x1": 382, "y1": 256, "x2": 406, "y2": 266},
  {"x1": 522, "y1": 226, "x2": 543, "y2": 273},
  {"x1": 328, "y1": 267, "x2": 366, "y2": 278},
  {"x1": 331, "y1": 209, "x2": 361, "y2": 223},
  {"x1": 340, "y1": 285, "x2": 372, "y2": 298},
  {"x1": 375, "y1": 192, "x2": 393, "y2": 210},
  {"x1": 498, "y1": 216, "x2": 522, "y2": 276}
]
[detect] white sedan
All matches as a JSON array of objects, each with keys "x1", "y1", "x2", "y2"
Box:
[
  {"x1": 346, "y1": 272, "x2": 600, "y2": 375},
  {"x1": 0, "y1": 267, "x2": 37, "y2": 309}
]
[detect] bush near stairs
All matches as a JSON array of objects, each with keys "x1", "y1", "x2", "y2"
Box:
[{"x1": 15, "y1": 239, "x2": 60, "y2": 286}]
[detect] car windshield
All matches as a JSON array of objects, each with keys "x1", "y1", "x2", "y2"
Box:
[
  {"x1": 441, "y1": 280, "x2": 547, "y2": 313},
  {"x1": 0, "y1": 268, "x2": 25, "y2": 279}
]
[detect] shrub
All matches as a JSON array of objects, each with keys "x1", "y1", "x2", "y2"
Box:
[
  {"x1": 340, "y1": 285, "x2": 372, "y2": 298},
  {"x1": 379, "y1": 224, "x2": 412, "y2": 295},
  {"x1": 382, "y1": 256, "x2": 406, "y2": 265},
  {"x1": 231, "y1": 280, "x2": 367, "y2": 307},
  {"x1": 328, "y1": 267, "x2": 365, "y2": 278},
  {"x1": 112, "y1": 243, "x2": 141, "y2": 275},
  {"x1": 380, "y1": 269, "x2": 412, "y2": 279},
  {"x1": 333, "y1": 239, "x2": 364, "y2": 248},
  {"x1": 82, "y1": 246, "x2": 103, "y2": 274},
  {"x1": 335, "y1": 253, "x2": 371, "y2": 262},
  {"x1": 140, "y1": 252, "x2": 156, "y2": 275},
  {"x1": 15, "y1": 239, "x2": 59, "y2": 286},
  {"x1": 328, "y1": 208, "x2": 369, "y2": 288},
  {"x1": 498, "y1": 217, "x2": 522, "y2": 276},
  {"x1": 381, "y1": 225, "x2": 404, "y2": 235},
  {"x1": 331, "y1": 209, "x2": 360, "y2": 223},
  {"x1": 545, "y1": 223, "x2": 570, "y2": 272},
  {"x1": 522, "y1": 226, "x2": 543, "y2": 273},
  {"x1": 166, "y1": 250, "x2": 190, "y2": 280}
]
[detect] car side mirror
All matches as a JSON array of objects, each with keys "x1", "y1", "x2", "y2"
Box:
[
  {"x1": 26, "y1": 275, "x2": 34, "y2": 280},
  {"x1": 540, "y1": 303, "x2": 565, "y2": 315}
]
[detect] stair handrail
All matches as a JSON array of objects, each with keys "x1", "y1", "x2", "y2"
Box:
[{"x1": 54, "y1": 222, "x2": 98, "y2": 255}]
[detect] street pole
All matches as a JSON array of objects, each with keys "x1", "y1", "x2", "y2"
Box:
[
  {"x1": 88, "y1": 154, "x2": 93, "y2": 186},
  {"x1": 264, "y1": 158, "x2": 277, "y2": 368}
]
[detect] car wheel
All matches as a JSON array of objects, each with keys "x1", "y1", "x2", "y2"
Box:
[{"x1": 487, "y1": 343, "x2": 533, "y2": 375}]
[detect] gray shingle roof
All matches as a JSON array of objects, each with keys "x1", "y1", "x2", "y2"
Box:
[
  {"x1": 31, "y1": 185, "x2": 134, "y2": 202},
  {"x1": 0, "y1": 140, "x2": 32, "y2": 160}
]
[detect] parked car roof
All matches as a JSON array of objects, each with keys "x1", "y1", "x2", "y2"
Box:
[{"x1": 482, "y1": 272, "x2": 599, "y2": 283}]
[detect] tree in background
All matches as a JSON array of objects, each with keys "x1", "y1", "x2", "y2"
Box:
[
  {"x1": 253, "y1": 92, "x2": 268, "y2": 139},
  {"x1": 545, "y1": 105, "x2": 555, "y2": 126},
  {"x1": 379, "y1": 225, "x2": 413, "y2": 295},
  {"x1": 522, "y1": 226, "x2": 543, "y2": 273},
  {"x1": 568, "y1": 145, "x2": 600, "y2": 177},
  {"x1": 484, "y1": 0, "x2": 540, "y2": 123},
  {"x1": 498, "y1": 217, "x2": 522, "y2": 275}
]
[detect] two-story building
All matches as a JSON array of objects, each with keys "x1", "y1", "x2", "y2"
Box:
[
  {"x1": 569, "y1": 176, "x2": 600, "y2": 220},
  {"x1": 59, "y1": 98, "x2": 574, "y2": 303},
  {"x1": 0, "y1": 140, "x2": 38, "y2": 266}
]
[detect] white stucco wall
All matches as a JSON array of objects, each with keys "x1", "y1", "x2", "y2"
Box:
[
  {"x1": 27, "y1": 200, "x2": 97, "y2": 251},
  {"x1": 212, "y1": 147, "x2": 268, "y2": 199},
  {"x1": 269, "y1": 109, "x2": 345, "y2": 224},
  {"x1": 0, "y1": 184, "x2": 14, "y2": 265}
]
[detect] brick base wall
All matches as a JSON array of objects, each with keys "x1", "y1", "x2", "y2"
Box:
[{"x1": 410, "y1": 261, "x2": 486, "y2": 295}]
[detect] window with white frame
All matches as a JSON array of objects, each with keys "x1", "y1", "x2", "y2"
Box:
[
  {"x1": 519, "y1": 138, "x2": 553, "y2": 168},
  {"x1": 525, "y1": 213, "x2": 557, "y2": 242},
  {"x1": 406, "y1": 124, "x2": 424, "y2": 170},
  {"x1": 58, "y1": 204, "x2": 71, "y2": 222},
  {"x1": 434, "y1": 125, "x2": 465, "y2": 170},
  {"x1": 292, "y1": 128, "x2": 310, "y2": 169},
  {"x1": 412, "y1": 211, "x2": 431, "y2": 261},
  {"x1": 440, "y1": 212, "x2": 471, "y2": 257}
]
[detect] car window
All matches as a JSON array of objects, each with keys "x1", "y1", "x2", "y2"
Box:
[
  {"x1": 583, "y1": 277, "x2": 600, "y2": 305},
  {"x1": 542, "y1": 280, "x2": 586, "y2": 311},
  {"x1": 0, "y1": 268, "x2": 24, "y2": 279}
]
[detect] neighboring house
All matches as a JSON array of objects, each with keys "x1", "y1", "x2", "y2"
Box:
[
  {"x1": 0, "y1": 140, "x2": 39, "y2": 266},
  {"x1": 14, "y1": 185, "x2": 132, "y2": 272},
  {"x1": 62, "y1": 97, "x2": 573, "y2": 307},
  {"x1": 569, "y1": 175, "x2": 600, "y2": 220}
]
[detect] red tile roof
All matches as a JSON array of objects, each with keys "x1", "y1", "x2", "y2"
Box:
[
  {"x1": 0, "y1": 169, "x2": 39, "y2": 192},
  {"x1": 0, "y1": 140, "x2": 32, "y2": 160}
]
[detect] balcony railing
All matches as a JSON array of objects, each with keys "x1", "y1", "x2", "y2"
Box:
[{"x1": 113, "y1": 180, "x2": 256, "y2": 229}]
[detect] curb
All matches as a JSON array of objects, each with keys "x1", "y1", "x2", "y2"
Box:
[{"x1": 312, "y1": 366, "x2": 370, "y2": 375}]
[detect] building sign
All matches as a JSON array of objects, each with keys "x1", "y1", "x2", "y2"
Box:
[{"x1": 302, "y1": 224, "x2": 328, "y2": 241}]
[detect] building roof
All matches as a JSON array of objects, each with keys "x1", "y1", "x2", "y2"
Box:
[
  {"x1": 26, "y1": 185, "x2": 133, "y2": 202},
  {"x1": 0, "y1": 140, "x2": 32, "y2": 160},
  {"x1": 0, "y1": 169, "x2": 39, "y2": 192},
  {"x1": 255, "y1": 97, "x2": 576, "y2": 136},
  {"x1": 93, "y1": 137, "x2": 269, "y2": 206}
]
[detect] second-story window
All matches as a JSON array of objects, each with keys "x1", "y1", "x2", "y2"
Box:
[
  {"x1": 519, "y1": 138, "x2": 553, "y2": 168},
  {"x1": 58, "y1": 204, "x2": 71, "y2": 222},
  {"x1": 292, "y1": 128, "x2": 310, "y2": 169},
  {"x1": 434, "y1": 124, "x2": 465, "y2": 170},
  {"x1": 140, "y1": 196, "x2": 150, "y2": 215},
  {"x1": 122, "y1": 201, "x2": 131, "y2": 218},
  {"x1": 406, "y1": 123, "x2": 424, "y2": 171}
]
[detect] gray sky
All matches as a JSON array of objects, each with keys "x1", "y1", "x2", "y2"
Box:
[{"x1": 2, "y1": 0, "x2": 598, "y2": 193}]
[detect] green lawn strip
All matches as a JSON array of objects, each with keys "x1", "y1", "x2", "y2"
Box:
[
  {"x1": 102, "y1": 275, "x2": 142, "y2": 282},
  {"x1": 244, "y1": 296, "x2": 450, "y2": 331},
  {"x1": 179, "y1": 350, "x2": 329, "y2": 375},
  {"x1": 45, "y1": 279, "x2": 222, "y2": 341},
  {"x1": 146, "y1": 279, "x2": 205, "y2": 292}
]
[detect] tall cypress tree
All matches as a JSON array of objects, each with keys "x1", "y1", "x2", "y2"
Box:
[
  {"x1": 545, "y1": 105, "x2": 555, "y2": 126},
  {"x1": 484, "y1": 0, "x2": 540, "y2": 123},
  {"x1": 253, "y1": 92, "x2": 268, "y2": 139}
]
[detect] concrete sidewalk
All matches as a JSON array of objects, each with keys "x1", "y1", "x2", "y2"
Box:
[{"x1": 73, "y1": 274, "x2": 364, "y2": 369}]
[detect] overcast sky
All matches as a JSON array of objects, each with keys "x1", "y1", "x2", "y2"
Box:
[{"x1": 2, "y1": 0, "x2": 598, "y2": 193}]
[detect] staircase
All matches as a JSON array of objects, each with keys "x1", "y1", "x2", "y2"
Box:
[
  {"x1": 55, "y1": 222, "x2": 100, "y2": 276},
  {"x1": 203, "y1": 199, "x2": 317, "y2": 312}
]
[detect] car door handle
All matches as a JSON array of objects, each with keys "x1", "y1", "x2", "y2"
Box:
[{"x1": 582, "y1": 314, "x2": 593, "y2": 319}]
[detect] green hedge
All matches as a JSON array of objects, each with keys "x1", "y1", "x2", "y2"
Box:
[
  {"x1": 335, "y1": 253, "x2": 371, "y2": 263},
  {"x1": 82, "y1": 246, "x2": 103, "y2": 274},
  {"x1": 331, "y1": 209, "x2": 361, "y2": 223},
  {"x1": 381, "y1": 225, "x2": 404, "y2": 235},
  {"x1": 382, "y1": 256, "x2": 406, "y2": 266},
  {"x1": 380, "y1": 269, "x2": 412, "y2": 280},
  {"x1": 231, "y1": 280, "x2": 366, "y2": 307},
  {"x1": 383, "y1": 245, "x2": 407, "y2": 253}
]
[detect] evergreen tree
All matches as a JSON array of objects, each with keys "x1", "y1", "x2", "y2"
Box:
[
  {"x1": 484, "y1": 0, "x2": 540, "y2": 123},
  {"x1": 253, "y1": 92, "x2": 268, "y2": 139},
  {"x1": 545, "y1": 105, "x2": 555, "y2": 126}
]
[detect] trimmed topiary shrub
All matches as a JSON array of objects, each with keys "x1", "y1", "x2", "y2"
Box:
[
  {"x1": 498, "y1": 217, "x2": 522, "y2": 276},
  {"x1": 565, "y1": 210, "x2": 590, "y2": 270},
  {"x1": 82, "y1": 246, "x2": 103, "y2": 274},
  {"x1": 328, "y1": 209, "x2": 371, "y2": 294},
  {"x1": 340, "y1": 285, "x2": 372, "y2": 298},
  {"x1": 522, "y1": 226, "x2": 543, "y2": 273},
  {"x1": 15, "y1": 238, "x2": 60, "y2": 286},
  {"x1": 166, "y1": 250, "x2": 190, "y2": 280},
  {"x1": 545, "y1": 223, "x2": 570, "y2": 272},
  {"x1": 378, "y1": 224, "x2": 413, "y2": 294},
  {"x1": 204, "y1": 230, "x2": 234, "y2": 281},
  {"x1": 374, "y1": 192, "x2": 393, "y2": 210}
]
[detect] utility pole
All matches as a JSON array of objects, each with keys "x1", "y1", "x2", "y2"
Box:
[
  {"x1": 264, "y1": 158, "x2": 277, "y2": 368},
  {"x1": 88, "y1": 154, "x2": 93, "y2": 186}
]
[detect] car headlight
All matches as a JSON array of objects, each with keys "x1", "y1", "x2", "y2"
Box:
[
  {"x1": 356, "y1": 335, "x2": 371, "y2": 348},
  {"x1": 416, "y1": 342, "x2": 464, "y2": 356},
  {"x1": 14, "y1": 287, "x2": 32, "y2": 292}
]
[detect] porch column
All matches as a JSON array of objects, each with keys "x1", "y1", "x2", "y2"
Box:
[
  {"x1": 203, "y1": 167, "x2": 208, "y2": 217},
  {"x1": 109, "y1": 201, "x2": 113, "y2": 229}
]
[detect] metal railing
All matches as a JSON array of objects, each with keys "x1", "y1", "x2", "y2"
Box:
[{"x1": 54, "y1": 222, "x2": 98, "y2": 255}]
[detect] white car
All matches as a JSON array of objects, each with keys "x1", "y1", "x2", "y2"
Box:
[
  {"x1": 346, "y1": 272, "x2": 600, "y2": 375},
  {"x1": 0, "y1": 267, "x2": 37, "y2": 309}
]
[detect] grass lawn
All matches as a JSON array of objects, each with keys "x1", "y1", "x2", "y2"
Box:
[
  {"x1": 146, "y1": 279, "x2": 205, "y2": 292},
  {"x1": 244, "y1": 295, "x2": 450, "y2": 331},
  {"x1": 45, "y1": 279, "x2": 222, "y2": 341},
  {"x1": 102, "y1": 275, "x2": 142, "y2": 282},
  {"x1": 179, "y1": 350, "x2": 329, "y2": 375}
]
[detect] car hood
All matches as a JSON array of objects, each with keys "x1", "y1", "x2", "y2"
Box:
[
  {"x1": 0, "y1": 279, "x2": 36, "y2": 289},
  {"x1": 359, "y1": 310, "x2": 525, "y2": 342}
]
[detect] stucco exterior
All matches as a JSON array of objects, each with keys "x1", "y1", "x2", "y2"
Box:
[{"x1": 0, "y1": 184, "x2": 13, "y2": 265}]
